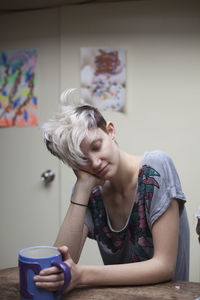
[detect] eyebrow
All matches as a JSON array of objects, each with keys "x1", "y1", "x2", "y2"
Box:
[{"x1": 90, "y1": 137, "x2": 102, "y2": 146}]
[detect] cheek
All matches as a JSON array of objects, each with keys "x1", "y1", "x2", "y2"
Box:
[
  {"x1": 106, "y1": 143, "x2": 119, "y2": 163},
  {"x1": 110, "y1": 141, "x2": 119, "y2": 154}
]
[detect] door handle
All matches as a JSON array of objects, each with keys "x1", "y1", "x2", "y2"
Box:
[{"x1": 41, "y1": 170, "x2": 55, "y2": 184}]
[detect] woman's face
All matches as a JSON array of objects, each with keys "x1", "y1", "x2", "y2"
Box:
[{"x1": 79, "y1": 122, "x2": 120, "y2": 179}]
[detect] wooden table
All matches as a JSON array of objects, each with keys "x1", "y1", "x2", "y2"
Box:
[{"x1": 1, "y1": 267, "x2": 200, "y2": 300}]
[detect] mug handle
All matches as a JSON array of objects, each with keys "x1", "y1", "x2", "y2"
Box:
[{"x1": 51, "y1": 260, "x2": 71, "y2": 295}]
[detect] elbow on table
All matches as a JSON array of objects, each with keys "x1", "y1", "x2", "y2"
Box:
[
  {"x1": 151, "y1": 257, "x2": 175, "y2": 283},
  {"x1": 163, "y1": 267, "x2": 174, "y2": 282},
  {"x1": 157, "y1": 261, "x2": 175, "y2": 283}
]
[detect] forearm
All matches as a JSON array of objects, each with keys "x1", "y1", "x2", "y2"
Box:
[
  {"x1": 54, "y1": 181, "x2": 91, "y2": 262},
  {"x1": 79, "y1": 258, "x2": 173, "y2": 286},
  {"x1": 54, "y1": 205, "x2": 86, "y2": 262}
]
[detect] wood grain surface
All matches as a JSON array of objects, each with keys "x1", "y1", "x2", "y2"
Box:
[{"x1": 0, "y1": 267, "x2": 200, "y2": 300}]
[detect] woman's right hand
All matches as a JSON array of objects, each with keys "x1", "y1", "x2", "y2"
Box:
[
  {"x1": 70, "y1": 169, "x2": 104, "y2": 207},
  {"x1": 34, "y1": 246, "x2": 81, "y2": 294},
  {"x1": 73, "y1": 169, "x2": 104, "y2": 191}
]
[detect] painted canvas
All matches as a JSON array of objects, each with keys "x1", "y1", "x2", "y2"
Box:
[
  {"x1": 0, "y1": 49, "x2": 37, "y2": 127},
  {"x1": 80, "y1": 47, "x2": 126, "y2": 112}
]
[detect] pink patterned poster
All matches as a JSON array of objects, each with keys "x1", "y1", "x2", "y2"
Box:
[
  {"x1": 0, "y1": 49, "x2": 37, "y2": 127},
  {"x1": 80, "y1": 47, "x2": 126, "y2": 112}
]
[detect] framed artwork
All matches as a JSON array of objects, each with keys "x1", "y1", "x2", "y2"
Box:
[
  {"x1": 80, "y1": 47, "x2": 126, "y2": 112},
  {"x1": 0, "y1": 49, "x2": 38, "y2": 127}
]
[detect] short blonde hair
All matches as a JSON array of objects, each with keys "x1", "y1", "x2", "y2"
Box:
[{"x1": 42, "y1": 89, "x2": 107, "y2": 169}]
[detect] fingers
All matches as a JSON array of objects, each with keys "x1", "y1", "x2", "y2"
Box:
[
  {"x1": 34, "y1": 269, "x2": 64, "y2": 291},
  {"x1": 35, "y1": 278, "x2": 64, "y2": 291},
  {"x1": 36, "y1": 281, "x2": 63, "y2": 292},
  {"x1": 34, "y1": 246, "x2": 73, "y2": 293},
  {"x1": 34, "y1": 273, "x2": 64, "y2": 283},
  {"x1": 58, "y1": 245, "x2": 70, "y2": 261},
  {"x1": 39, "y1": 266, "x2": 61, "y2": 276}
]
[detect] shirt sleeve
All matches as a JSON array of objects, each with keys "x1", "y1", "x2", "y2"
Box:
[{"x1": 144, "y1": 150, "x2": 186, "y2": 229}]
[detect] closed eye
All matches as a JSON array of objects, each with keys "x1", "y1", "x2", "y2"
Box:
[
  {"x1": 80, "y1": 156, "x2": 88, "y2": 162},
  {"x1": 91, "y1": 140, "x2": 102, "y2": 152}
]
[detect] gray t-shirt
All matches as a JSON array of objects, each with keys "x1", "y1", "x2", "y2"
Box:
[{"x1": 84, "y1": 150, "x2": 190, "y2": 281}]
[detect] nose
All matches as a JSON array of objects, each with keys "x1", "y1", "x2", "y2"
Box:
[{"x1": 89, "y1": 154, "x2": 101, "y2": 170}]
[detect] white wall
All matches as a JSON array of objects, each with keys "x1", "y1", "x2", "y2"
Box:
[
  {"x1": 0, "y1": 0, "x2": 199, "y2": 281},
  {"x1": 60, "y1": 0, "x2": 200, "y2": 282},
  {"x1": 0, "y1": 9, "x2": 61, "y2": 268}
]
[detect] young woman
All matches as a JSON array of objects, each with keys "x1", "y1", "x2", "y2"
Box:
[{"x1": 34, "y1": 89, "x2": 190, "y2": 293}]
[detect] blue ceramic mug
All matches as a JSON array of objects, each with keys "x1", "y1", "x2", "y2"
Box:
[{"x1": 18, "y1": 246, "x2": 71, "y2": 300}]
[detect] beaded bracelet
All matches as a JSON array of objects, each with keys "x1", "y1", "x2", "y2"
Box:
[{"x1": 71, "y1": 200, "x2": 88, "y2": 207}]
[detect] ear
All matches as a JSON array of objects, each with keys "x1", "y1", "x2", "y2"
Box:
[{"x1": 106, "y1": 122, "x2": 116, "y2": 140}]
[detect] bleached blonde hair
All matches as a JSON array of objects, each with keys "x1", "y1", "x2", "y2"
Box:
[{"x1": 42, "y1": 89, "x2": 107, "y2": 169}]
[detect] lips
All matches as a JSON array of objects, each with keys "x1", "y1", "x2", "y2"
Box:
[{"x1": 97, "y1": 164, "x2": 109, "y2": 176}]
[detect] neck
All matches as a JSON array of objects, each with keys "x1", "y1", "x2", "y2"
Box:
[{"x1": 109, "y1": 151, "x2": 141, "y2": 195}]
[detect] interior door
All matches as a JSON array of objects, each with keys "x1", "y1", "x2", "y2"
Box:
[{"x1": 0, "y1": 9, "x2": 61, "y2": 268}]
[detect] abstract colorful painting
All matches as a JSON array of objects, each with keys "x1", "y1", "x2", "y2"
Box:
[
  {"x1": 0, "y1": 49, "x2": 37, "y2": 127},
  {"x1": 80, "y1": 47, "x2": 126, "y2": 112}
]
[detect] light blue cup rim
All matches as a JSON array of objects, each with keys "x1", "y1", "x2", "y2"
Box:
[{"x1": 19, "y1": 245, "x2": 61, "y2": 260}]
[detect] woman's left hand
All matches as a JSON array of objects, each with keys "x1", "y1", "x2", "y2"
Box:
[{"x1": 34, "y1": 246, "x2": 80, "y2": 294}]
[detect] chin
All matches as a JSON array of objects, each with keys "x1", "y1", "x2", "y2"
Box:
[{"x1": 102, "y1": 169, "x2": 116, "y2": 180}]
